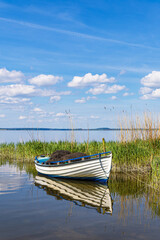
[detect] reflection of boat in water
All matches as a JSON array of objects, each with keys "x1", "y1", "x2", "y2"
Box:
[{"x1": 35, "y1": 175, "x2": 112, "y2": 214}]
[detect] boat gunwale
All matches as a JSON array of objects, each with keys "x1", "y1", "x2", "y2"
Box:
[{"x1": 35, "y1": 151, "x2": 112, "y2": 168}]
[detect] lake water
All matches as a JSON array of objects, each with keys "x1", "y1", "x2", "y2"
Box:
[
  {"x1": 0, "y1": 162, "x2": 160, "y2": 240},
  {"x1": 0, "y1": 130, "x2": 119, "y2": 144}
]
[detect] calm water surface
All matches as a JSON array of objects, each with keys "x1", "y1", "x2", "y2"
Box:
[
  {"x1": 0, "y1": 162, "x2": 160, "y2": 240},
  {"x1": 0, "y1": 130, "x2": 118, "y2": 143}
]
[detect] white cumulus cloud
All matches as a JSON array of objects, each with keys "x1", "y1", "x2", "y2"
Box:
[
  {"x1": 50, "y1": 96, "x2": 61, "y2": 103},
  {"x1": 141, "y1": 88, "x2": 160, "y2": 99},
  {"x1": 0, "y1": 68, "x2": 24, "y2": 83},
  {"x1": 86, "y1": 96, "x2": 97, "y2": 100},
  {"x1": 139, "y1": 87, "x2": 152, "y2": 95},
  {"x1": 75, "y1": 97, "x2": 86, "y2": 103},
  {"x1": 141, "y1": 71, "x2": 160, "y2": 87},
  {"x1": 87, "y1": 84, "x2": 125, "y2": 95},
  {"x1": 0, "y1": 96, "x2": 31, "y2": 104},
  {"x1": 111, "y1": 96, "x2": 117, "y2": 100},
  {"x1": 140, "y1": 71, "x2": 160, "y2": 99},
  {"x1": 38, "y1": 89, "x2": 71, "y2": 97},
  {"x1": 29, "y1": 74, "x2": 63, "y2": 86},
  {"x1": 0, "y1": 114, "x2": 5, "y2": 118},
  {"x1": 87, "y1": 84, "x2": 106, "y2": 95},
  {"x1": 19, "y1": 116, "x2": 27, "y2": 120},
  {"x1": 33, "y1": 107, "x2": 43, "y2": 112},
  {"x1": 105, "y1": 85, "x2": 125, "y2": 93},
  {"x1": 0, "y1": 84, "x2": 36, "y2": 97},
  {"x1": 56, "y1": 112, "x2": 66, "y2": 117},
  {"x1": 75, "y1": 96, "x2": 97, "y2": 103},
  {"x1": 151, "y1": 88, "x2": 160, "y2": 98},
  {"x1": 123, "y1": 92, "x2": 134, "y2": 96},
  {"x1": 68, "y1": 73, "x2": 115, "y2": 87}
]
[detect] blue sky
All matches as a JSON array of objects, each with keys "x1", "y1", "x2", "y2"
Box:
[{"x1": 0, "y1": 0, "x2": 160, "y2": 128}]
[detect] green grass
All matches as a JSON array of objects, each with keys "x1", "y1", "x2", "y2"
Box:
[{"x1": 0, "y1": 139, "x2": 160, "y2": 168}]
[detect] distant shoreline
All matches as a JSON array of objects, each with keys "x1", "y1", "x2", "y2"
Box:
[
  {"x1": 0, "y1": 127, "x2": 117, "y2": 131},
  {"x1": 0, "y1": 128, "x2": 158, "y2": 131}
]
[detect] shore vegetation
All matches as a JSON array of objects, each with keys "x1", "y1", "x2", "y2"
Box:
[{"x1": 0, "y1": 113, "x2": 160, "y2": 191}]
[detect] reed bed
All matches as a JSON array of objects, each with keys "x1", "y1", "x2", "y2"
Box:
[
  {"x1": 0, "y1": 138, "x2": 159, "y2": 167},
  {"x1": 119, "y1": 112, "x2": 160, "y2": 142},
  {"x1": 118, "y1": 112, "x2": 160, "y2": 190}
]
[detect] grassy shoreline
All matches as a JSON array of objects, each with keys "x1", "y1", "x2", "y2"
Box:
[
  {"x1": 0, "y1": 139, "x2": 159, "y2": 170},
  {"x1": 0, "y1": 138, "x2": 159, "y2": 193}
]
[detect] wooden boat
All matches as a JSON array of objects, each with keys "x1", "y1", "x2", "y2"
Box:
[
  {"x1": 35, "y1": 151, "x2": 112, "y2": 183},
  {"x1": 35, "y1": 175, "x2": 112, "y2": 214}
]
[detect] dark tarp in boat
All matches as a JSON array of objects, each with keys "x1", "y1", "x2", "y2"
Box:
[
  {"x1": 46, "y1": 150, "x2": 88, "y2": 163},
  {"x1": 50, "y1": 150, "x2": 71, "y2": 161}
]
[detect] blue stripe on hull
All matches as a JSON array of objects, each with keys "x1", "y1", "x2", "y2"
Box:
[{"x1": 37, "y1": 172, "x2": 109, "y2": 184}]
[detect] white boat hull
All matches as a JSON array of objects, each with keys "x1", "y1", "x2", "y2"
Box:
[{"x1": 35, "y1": 153, "x2": 112, "y2": 183}]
